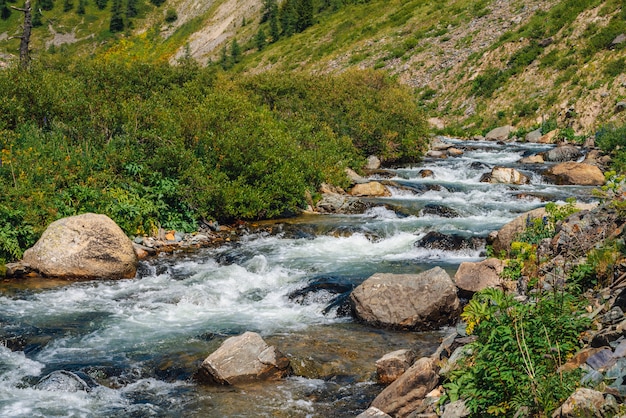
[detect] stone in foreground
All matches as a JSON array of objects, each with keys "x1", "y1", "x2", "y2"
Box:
[
  {"x1": 197, "y1": 331, "x2": 290, "y2": 385},
  {"x1": 350, "y1": 267, "x2": 460, "y2": 330},
  {"x1": 22, "y1": 213, "x2": 137, "y2": 279},
  {"x1": 371, "y1": 357, "x2": 439, "y2": 417},
  {"x1": 356, "y1": 407, "x2": 392, "y2": 418},
  {"x1": 376, "y1": 349, "x2": 416, "y2": 385},
  {"x1": 551, "y1": 388, "x2": 605, "y2": 418},
  {"x1": 454, "y1": 258, "x2": 506, "y2": 297}
]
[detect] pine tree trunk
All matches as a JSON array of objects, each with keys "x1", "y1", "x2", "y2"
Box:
[{"x1": 19, "y1": 0, "x2": 31, "y2": 69}]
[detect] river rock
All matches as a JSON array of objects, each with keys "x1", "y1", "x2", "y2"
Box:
[
  {"x1": 346, "y1": 168, "x2": 368, "y2": 184},
  {"x1": 543, "y1": 145, "x2": 583, "y2": 162},
  {"x1": 197, "y1": 331, "x2": 290, "y2": 385},
  {"x1": 416, "y1": 231, "x2": 482, "y2": 252},
  {"x1": 543, "y1": 162, "x2": 605, "y2": 186},
  {"x1": 349, "y1": 182, "x2": 391, "y2": 197},
  {"x1": 316, "y1": 194, "x2": 370, "y2": 214},
  {"x1": 490, "y1": 207, "x2": 547, "y2": 254},
  {"x1": 376, "y1": 349, "x2": 417, "y2": 385},
  {"x1": 419, "y1": 169, "x2": 434, "y2": 178},
  {"x1": 481, "y1": 167, "x2": 529, "y2": 185},
  {"x1": 366, "y1": 155, "x2": 381, "y2": 170},
  {"x1": 34, "y1": 370, "x2": 93, "y2": 392},
  {"x1": 524, "y1": 128, "x2": 542, "y2": 143},
  {"x1": 349, "y1": 267, "x2": 460, "y2": 330},
  {"x1": 420, "y1": 205, "x2": 460, "y2": 219},
  {"x1": 454, "y1": 258, "x2": 506, "y2": 297},
  {"x1": 371, "y1": 357, "x2": 439, "y2": 417},
  {"x1": 485, "y1": 125, "x2": 514, "y2": 141},
  {"x1": 539, "y1": 130, "x2": 558, "y2": 144},
  {"x1": 551, "y1": 388, "x2": 605, "y2": 418},
  {"x1": 441, "y1": 400, "x2": 470, "y2": 418},
  {"x1": 447, "y1": 147, "x2": 464, "y2": 156},
  {"x1": 356, "y1": 407, "x2": 392, "y2": 418},
  {"x1": 22, "y1": 213, "x2": 138, "y2": 279},
  {"x1": 519, "y1": 154, "x2": 544, "y2": 164}
]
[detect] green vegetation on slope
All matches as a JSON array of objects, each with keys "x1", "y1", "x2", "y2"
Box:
[{"x1": 0, "y1": 56, "x2": 427, "y2": 264}]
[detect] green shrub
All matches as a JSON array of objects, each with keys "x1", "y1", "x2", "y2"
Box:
[{"x1": 443, "y1": 288, "x2": 589, "y2": 417}]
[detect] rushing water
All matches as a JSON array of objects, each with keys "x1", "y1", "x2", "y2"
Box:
[{"x1": 0, "y1": 139, "x2": 598, "y2": 417}]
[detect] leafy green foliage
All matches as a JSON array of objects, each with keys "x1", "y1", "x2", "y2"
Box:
[
  {"x1": 596, "y1": 124, "x2": 626, "y2": 173},
  {"x1": 0, "y1": 58, "x2": 427, "y2": 262},
  {"x1": 446, "y1": 288, "x2": 589, "y2": 417}
]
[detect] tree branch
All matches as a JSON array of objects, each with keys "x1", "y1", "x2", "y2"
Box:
[{"x1": 10, "y1": 6, "x2": 28, "y2": 12}]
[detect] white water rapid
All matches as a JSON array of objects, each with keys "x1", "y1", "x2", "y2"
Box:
[{"x1": 0, "y1": 139, "x2": 598, "y2": 417}]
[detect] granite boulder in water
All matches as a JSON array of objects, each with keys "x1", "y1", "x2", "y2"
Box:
[
  {"x1": 22, "y1": 213, "x2": 137, "y2": 279},
  {"x1": 197, "y1": 331, "x2": 291, "y2": 385},
  {"x1": 349, "y1": 267, "x2": 460, "y2": 330}
]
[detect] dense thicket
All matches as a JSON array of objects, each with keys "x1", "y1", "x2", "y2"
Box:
[{"x1": 0, "y1": 58, "x2": 427, "y2": 264}]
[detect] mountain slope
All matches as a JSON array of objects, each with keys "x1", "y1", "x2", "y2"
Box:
[{"x1": 1, "y1": 0, "x2": 624, "y2": 134}]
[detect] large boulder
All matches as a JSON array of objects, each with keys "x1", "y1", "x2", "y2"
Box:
[
  {"x1": 371, "y1": 357, "x2": 440, "y2": 417},
  {"x1": 350, "y1": 267, "x2": 460, "y2": 330},
  {"x1": 485, "y1": 125, "x2": 514, "y2": 141},
  {"x1": 315, "y1": 194, "x2": 371, "y2": 214},
  {"x1": 454, "y1": 258, "x2": 506, "y2": 297},
  {"x1": 543, "y1": 145, "x2": 583, "y2": 162},
  {"x1": 481, "y1": 167, "x2": 529, "y2": 185},
  {"x1": 22, "y1": 213, "x2": 137, "y2": 279},
  {"x1": 349, "y1": 182, "x2": 392, "y2": 197},
  {"x1": 543, "y1": 162, "x2": 605, "y2": 186},
  {"x1": 490, "y1": 207, "x2": 547, "y2": 254},
  {"x1": 197, "y1": 331, "x2": 290, "y2": 385},
  {"x1": 524, "y1": 128, "x2": 542, "y2": 143}
]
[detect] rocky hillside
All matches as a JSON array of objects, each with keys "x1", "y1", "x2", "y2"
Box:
[{"x1": 0, "y1": 0, "x2": 624, "y2": 134}]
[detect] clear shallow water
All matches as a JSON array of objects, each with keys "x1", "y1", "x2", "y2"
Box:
[{"x1": 0, "y1": 139, "x2": 598, "y2": 417}]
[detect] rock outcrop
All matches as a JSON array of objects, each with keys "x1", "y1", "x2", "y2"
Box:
[
  {"x1": 22, "y1": 213, "x2": 137, "y2": 280},
  {"x1": 197, "y1": 331, "x2": 290, "y2": 385},
  {"x1": 376, "y1": 349, "x2": 417, "y2": 385},
  {"x1": 350, "y1": 267, "x2": 460, "y2": 330},
  {"x1": 485, "y1": 125, "x2": 514, "y2": 141},
  {"x1": 349, "y1": 181, "x2": 392, "y2": 197},
  {"x1": 543, "y1": 145, "x2": 583, "y2": 162}
]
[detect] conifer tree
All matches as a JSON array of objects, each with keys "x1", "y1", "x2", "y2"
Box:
[
  {"x1": 219, "y1": 44, "x2": 230, "y2": 70},
  {"x1": 261, "y1": 0, "x2": 277, "y2": 23},
  {"x1": 95, "y1": 0, "x2": 107, "y2": 10},
  {"x1": 63, "y1": 0, "x2": 72, "y2": 12},
  {"x1": 0, "y1": 0, "x2": 11, "y2": 20},
  {"x1": 231, "y1": 38, "x2": 241, "y2": 63},
  {"x1": 109, "y1": 0, "x2": 124, "y2": 32},
  {"x1": 255, "y1": 27, "x2": 266, "y2": 50},
  {"x1": 31, "y1": 1, "x2": 42, "y2": 26},
  {"x1": 279, "y1": 0, "x2": 296, "y2": 36},
  {"x1": 126, "y1": 0, "x2": 137, "y2": 18},
  {"x1": 76, "y1": 0, "x2": 84, "y2": 14},
  {"x1": 40, "y1": 0, "x2": 53, "y2": 11},
  {"x1": 296, "y1": 0, "x2": 313, "y2": 32},
  {"x1": 269, "y1": 9, "x2": 280, "y2": 42}
]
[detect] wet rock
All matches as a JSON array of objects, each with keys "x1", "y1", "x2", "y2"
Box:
[
  {"x1": 481, "y1": 167, "x2": 529, "y2": 185},
  {"x1": 454, "y1": 258, "x2": 506, "y2": 298},
  {"x1": 356, "y1": 407, "x2": 392, "y2": 418},
  {"x1": 543, "y1": 145, "x2": 583, "y2": 162},
  {"x1": 366, "y1": 155, "x2": 381, "y2": 170},
  {"x1": 485, "y1": 125, "x2": 514, "y2": 141},
  {"x1": 196, "y1": 331, "x2": 291, "y2": 385},
  {"x1": 551, "y1": 388, "x2": 605, "y2": 418},
  {"x1": 419, "y1": 169, "x2": 434, "y2": 178},
  {"x1": 34, "y1": 370, "x2": 94, "y2": 392},
  {"x1": 349, "y1": 182, "x2": 392, "y2": 197},
  {"x1": 447, "y1": 147, "x2": 464, "y2": 157},
  {"x1": 288, "y1": 276, "x2": 353, "y2": 317},
  {"x1": 349, "y1": 267, "x2": 460, "y2": 330},
  {"x1": 426, "y1": 150, "x2": 447, "y2": 159},
  {"x1": 22, "y1": 213, "x2": 138, "y2": 280},
  {"x1": 524, "y1": 128, "x2": 542, "y2": 143},
  {"x1": 470, "y1": 161, "x2": 490, "y2": 170},
  {"x1": 416, "y1": 231, "x2": 482, "y2": 252},
  {"x1": 315, "y1": 194, "x2": 371, "y2": 214},
  {"x1": 371, "y1": 357, "x2": 439, "y2": 417},
  {"x1": 420, "y1": 204, "x2": 460, "y2": 219},
  {"x1": 519, "y1": 154, "x2": 544, "y2": 164},
  {"x1": 4, "y1": 262, "x2": 35, "y2": 278},
  {"x1": 543, "y1": 162, "x2": 605, "y2": 186},
  {"x1": 376, "y1": 349, "x2": 416, "y2": 385}
]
